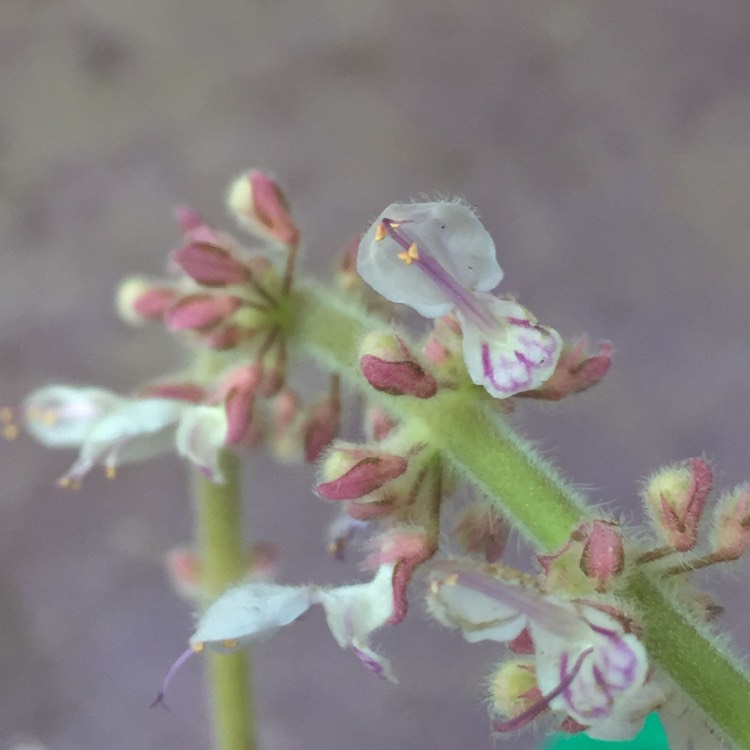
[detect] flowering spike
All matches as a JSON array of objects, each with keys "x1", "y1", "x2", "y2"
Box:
[
  {"x1": 359, "y1": 332, "x2": 438, "y2": 398},
  {"x1": 642, "y1": 458, "x2": 713, "y2": 552}
]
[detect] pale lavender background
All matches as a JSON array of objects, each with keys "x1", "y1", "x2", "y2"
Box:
[{"x1": 1, "y1": 1, "x2": 750, "y2": 749}]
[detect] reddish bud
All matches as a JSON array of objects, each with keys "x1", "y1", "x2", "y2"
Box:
[
  {"x1": 137, "y1": 382, "x2": 206, "y2": 403},
  {"x1": 517, "y1": 339, "x2": 612, "y2": 401},
  {"x1": 579, "y1": 520, "x2": 625, "y2": 589},
  {"x1": 201, "y1": 324, "x2": 245, "y2": 351},
  {"x1": 116, "y1": 277, "x2": 177, "y2": 325},
  {"x1": 712, "y1": 484, "x2": 750, "y2": 561},
  {"x1": 165, "y1": 294, "x2": 243, "y2": 332},
  {"x1": 642, "y1": 457, "x2": 713, "y2": 552},
  {"x1": 221, "y1": 365, "x2": 263, "y2": 445},
  {"x1": 227, "y1": 170, "x2": 299, "y2": 246},
  {"x1": 360, "y1": 332, "x2": 438, "y2": 398},
  {"x1": 173, "y1": 242, "x2": 251, "y2": 287},
  {"x1": 302, "y1": 397, "x2": 341, "y2": 463},
  {"x1": 454, "y1": 503, "x2": 510, "y2": 562},
  {"x1": 317, "y1": 446, "x2": 408, "y2": 501}
]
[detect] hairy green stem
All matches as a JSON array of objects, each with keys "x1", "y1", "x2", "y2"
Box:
[
  {"x1": 289, "y1": 281, "x2": 750, "y2": 749},
  {"x1": 194, "y1": 452, "x2": 256, "y2": 750}
]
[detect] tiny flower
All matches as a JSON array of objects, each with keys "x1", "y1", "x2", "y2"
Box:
[
  {"x1": 184, "y1": 566, "x2": 397, "y2": 683},
  {"x1": 359, "y1": 331, "x2": 438, "y2": 398},
  {"x1": 357, "y1": 202, "x2": 562, "y2": 399},
  {"x1": 711, "y1": 484, "x2": 750, "y2": 561},
  {"x1": 175, "y1": 405, "x2": 228, "y2": 482},
  {"x1": 516, "y1": 338, "x2": 612, "y2": 401},
  {"x1": 227, "y1": 170, "x2": 300, "y2": 247},
  {"x1": 642, "y1": 458, "x2": 713, "y2": 552},
  {"x1": 427, "y1": 562, "x2": 659, "y2": 739},
  {"x1": 218, "y1": 364, "x2": 263, "y2": 446}
]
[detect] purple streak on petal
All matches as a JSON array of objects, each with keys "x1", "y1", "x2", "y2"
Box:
[
  {"x1": 150, "y1": 647, "x2": 196, "y2": 710},
  {"x1": 481, "y1": 344, "x2": 534, "y2": 395},
  {"x1": 492, "y1": 647, "x2": 594, "y2": 733},
  {"x1": 383, "y1": 219, "x2": 494, "y2": 326},
  {"x1": 351, "y1": 646, "x2": 387, "y2": 680}
]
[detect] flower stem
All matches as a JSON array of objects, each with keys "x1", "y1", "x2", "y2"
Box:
[
  {"x1": 193, "y1": 451, "x2": 256, "y2": 750},
  {"x1": 289, "y1": 281, "x2": 750, "y2": 749}
]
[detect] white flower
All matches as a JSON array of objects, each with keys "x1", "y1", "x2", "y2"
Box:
[
  {"x1": 189, "y1": 565, "x2": 397, "y2": 681},
  {"x1": 357, "y1": 202, "x2": 562, "y2": 398},
  {"x1": 22, "y1": 385, "x2": 228, "y2": 484},
  {"x1": 428, "y1": 562, "x2": 660, "y2": 738}
]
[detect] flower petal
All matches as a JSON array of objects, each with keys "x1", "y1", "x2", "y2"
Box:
[
  {"x1": 357, "y1": 201, "x2": 502, "y2": 317},
  {"x1": 191, "y1": 582, "x2": 315, "y2": 649},
  {"x1": 458, "y1": 296, "x2": 562, "y2": 398},
  {"x1": 175, "y1": 405, "x2": 228, "y2": 482}
]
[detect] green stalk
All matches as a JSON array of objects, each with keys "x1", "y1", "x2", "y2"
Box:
[
  {"x1": 288, "y1": 281, "x2": 750, "y2": 749},
  {"x1": 193, "y1": 451, "x2": 256, "y2": 750}
]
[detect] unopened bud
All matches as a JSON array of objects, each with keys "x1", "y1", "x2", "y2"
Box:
[
  {"x1": 302, "y1": 397, "x2": 340, "y2": 463},
  {"x1": 579, "y1": 520, "x2": 625, "y2": 590},
  {"x1": 116, "y1": 276, "x2": 176, "y2": 325},
  {"x1": 227, "y1": 170, "x2": 299, "y2": 246},
  {"x1": 173, "y1": 241, "x2": 252, "y2": 287},
  {"x1": 359, "y1": 332, "x2": 438, "y2": 398},
  {"x1": 489, "y1": 660, "x2": 540, "y2": 727},
  {"x1": 165, "y1": 294, "x2": 244, "y2": 332},
  {"x1": 517, "y1": 339, "x2": 612, "y2": 401},
  {"x1": 711, "y1": 484, "x2": 750, "y2": 561},
  {"x1": 222, "y1": 365, "x2": 263, "y2": 445},
  {"x1": 454, "y1": 503, "x2": 510, "y2": 562},
  {"x1": 642, "y1": 457, "x2": 713, "y2": 552},
  {"x1": 317, "y1": 445, "x2": 408, "y2": 501}
]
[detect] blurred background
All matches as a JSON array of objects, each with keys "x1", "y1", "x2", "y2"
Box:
[{"x1": 1, "y1": 1, "x2": 750, "y2": 748}]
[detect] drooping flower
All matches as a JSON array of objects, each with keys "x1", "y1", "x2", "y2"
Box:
[
  {"x1": 185, "y1": 565, "x2": 397, "y2": 682},
  {"x1": 22, "y1": 385, "x2": 228, "y2": 484},
  {"x1": 427, "y1": 561, "x2": 660, "y2": 739},
  {"x1": 357, "y1": 202, "x2": 562, "y2": 398}
]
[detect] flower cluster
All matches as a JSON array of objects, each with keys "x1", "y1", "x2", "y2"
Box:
[{"x1": 15, "y1": 172, "x2": 341, "y2": 485}]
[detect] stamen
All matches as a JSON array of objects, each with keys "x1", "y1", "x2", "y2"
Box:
[
  {"x1": 222, "y1": 638, "x2": 239, "y2": 649},
  {"x1": 492, "y1": 647, "x2": 593, "y2": 732},
  {"x1": 374, "y1": 223, "x2": 387, "y2": 242},
  {"x1": 106, "y1": 466, "x2": 117, "y2": 479},
  {"x1": 1, "y1": 409, "x2": 18, "y2": 441}
]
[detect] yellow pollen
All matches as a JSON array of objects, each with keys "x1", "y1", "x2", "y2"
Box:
[
  {"x1": 57, "y1": 476, "x2": 81, "y2": 490},
  {"x1": 0, "y1": 407, "x2": 13, "y2": 423},
  {"x1": 389, "y1": 222, "x2": 401, "y2": 228},
  {"x1": 374, "y1": 223, "x2": 387, "y2": 242},
  {"x1": 106, "y1": 466, "x2": 117, "y2": 479},
  {"x1": 3, "y1": 424, "x2": 19, "y2": 440},
  {"x1": 42, "y1": 411, "x2": 58, "y2": 426},
  {"x1": 407, "y1": 242, "x2": 419, "y2": 260},
  {"x1": 444, "y1": 574, "x2": 459, "y2": 586},
  {"x1": 223, "y1": 638, "x2": 239, "y2": 649},
  {"x1": 191, "y1": 642, "x2": 205, "y2": 653}
]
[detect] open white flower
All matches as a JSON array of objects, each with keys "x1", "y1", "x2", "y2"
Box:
[
  {"x1": 357, "y1": 202, "x2": 561, "y2": 398},
  {"x1": 188, "y1": 565, "x2": 397, "y2": 681},
  {"x1": 23, "y1": 385, "x2": 228, "y2": 484},
  {"x1": 428, "y1": 562, "x2": 661, "y2": 738}
]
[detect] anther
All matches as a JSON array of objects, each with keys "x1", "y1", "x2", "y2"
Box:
[
  {"x1": 374, "y1": 223, "x2": 387, "y2": 242},
  {"x1": 191, "y1": 642, "x2": 205, "y2": 653},
  {"x1": 106, "y1": 466, "x2": 117, "y2": 479},
  {"x1": 222, "y1": 639, "x2": 239, "y2": 649}
]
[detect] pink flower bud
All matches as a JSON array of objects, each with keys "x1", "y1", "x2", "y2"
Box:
[
  {"x1": 359, "y1": 332, "x2": 438, "y2": 398},
  {"x1": 516, "y1": 338, "x2": 612, "y2": 401},
  {"x1": 201, "y1": 324, "x2": 245, "y2": 351},
  {"x1": 136, "y1": 382, "x2": 206, "y2": 403},
  {"x1": 116, "y1": 277, "x2": 177, "y2": 325},
  {"x1": 221, "y1": 365, "x2": 263, "y2": 445},
  {"x1": 227, "y1": 170, "x2": 299, "y2": 246},
  {"x1": 712, "y1": 484, "x2": 750, "y2": 560},
  {"x1": 302, "y1": 397, "x2": 341, "y2": 463},
  {"x1": 642, "y1": 457, "x2": 713, "y2": 552},
  {"x1": 579, "y1": 520, "x2": 625, "y2": 589},
  {"x1": 454, "y1": 503, "x2": 510, "y2": 562},
  {"x1": 317, "y1": 446, "x2": 408, "y2": 501},
  {"x1": 173, "y1": 242, "x2": 251, "y2": 287},
  {"x1": 165, "y1": 294, "x2": 244, "y2": 332}
]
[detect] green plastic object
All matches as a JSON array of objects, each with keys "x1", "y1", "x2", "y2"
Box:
[{"x1": 542, "y1": 713, "x2": 668, "y2": 749}]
